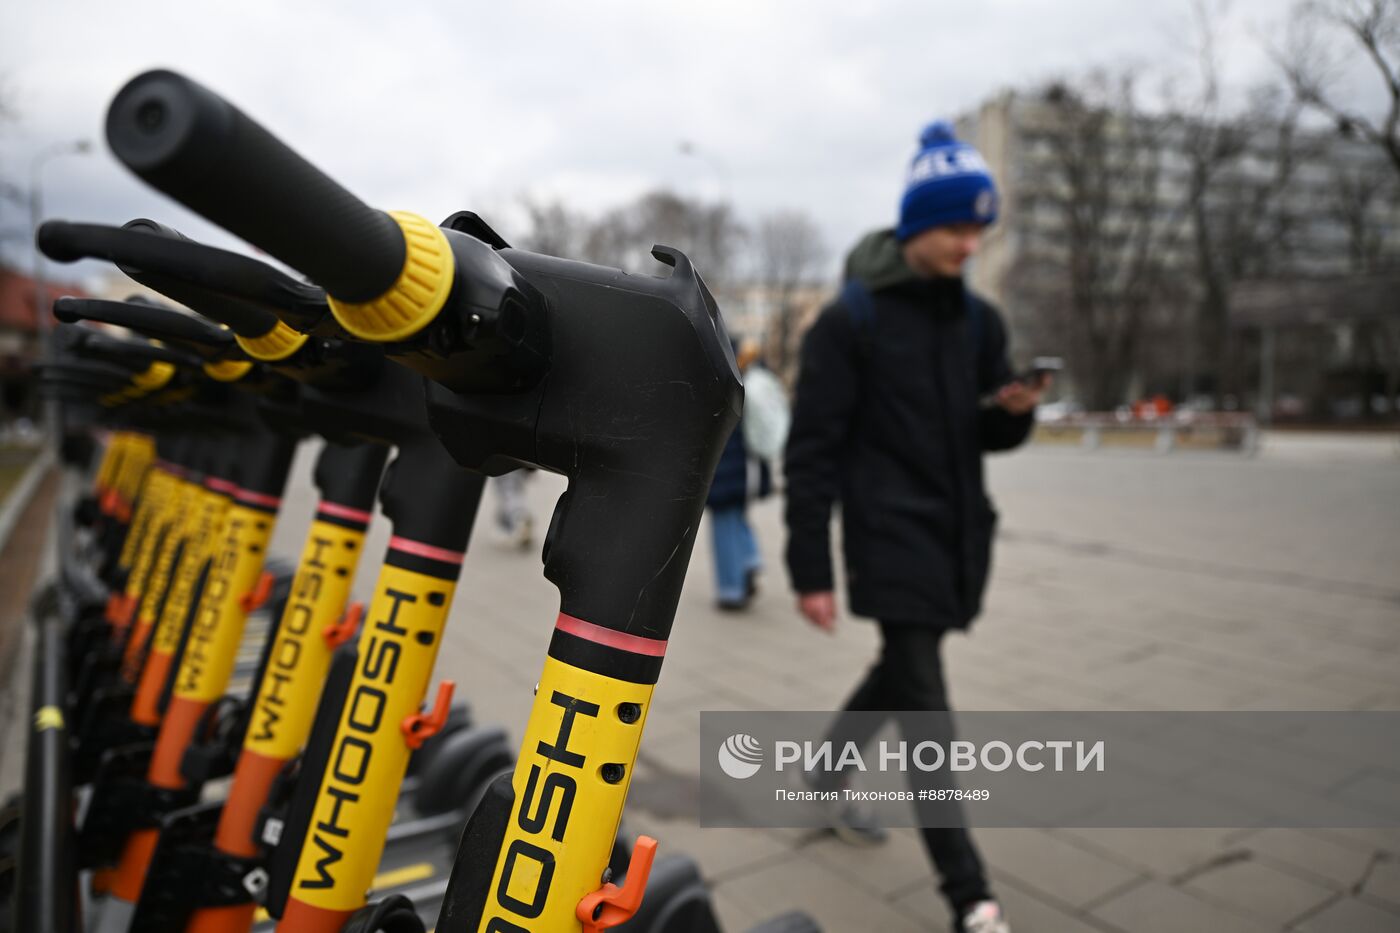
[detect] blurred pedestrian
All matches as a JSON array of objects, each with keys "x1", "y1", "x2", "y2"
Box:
[
  {"x1": 738, "y1": 338, "x2": 791, "y2": 466},
  {"x1": 707, "y1": 339, "x2": 788, "y2": 611},
  {"x1": 783, "y1": 120, "x2": 1047, "y2": 933},
  {"x1": 491, "y1": 469, "x2": 534, "y2": 549}
]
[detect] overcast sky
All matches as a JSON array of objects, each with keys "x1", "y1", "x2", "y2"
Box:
[{"x1": 0, "y1": 0, "x2": 1386, "y2": 286}]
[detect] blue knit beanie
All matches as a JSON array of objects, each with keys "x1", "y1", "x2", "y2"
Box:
[{"x1": 896, "y1": 120, "x2": 998, "y2": 241}]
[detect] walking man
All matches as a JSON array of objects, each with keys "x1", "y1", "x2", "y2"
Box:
[{"x1": 783, "y1": 120, "x2": 1046, "y2": 933}]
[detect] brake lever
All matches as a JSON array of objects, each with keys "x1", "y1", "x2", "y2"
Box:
[
  {"x1": 70, "y1": 327, "x2": 205, "y2": 370},
  {"x1": 37, "y1": 219, "x2": 332, "y2": 332},
  {"x1": 54, "y1": 297, "x2": 235, "y2": 359}
]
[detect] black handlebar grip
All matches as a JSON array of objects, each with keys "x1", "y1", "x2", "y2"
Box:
[
  {"x1": 53, "y1": 297, "x2": 234, "y2": 349},
  {"x1": 75, "y1": 330, "x2": 202, "y2": 369},
  {"x1": 106, "y1": 69, "x2": 405, "y2": 303}
]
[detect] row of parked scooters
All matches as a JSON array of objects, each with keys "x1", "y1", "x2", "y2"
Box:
[{"x1": 0, "y1": 67, "x2": 820, "y2": 933}]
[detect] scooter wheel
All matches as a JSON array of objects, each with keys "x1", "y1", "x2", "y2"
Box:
[
  {"x1": 746, "y1": 912, "x2": 823, "y2": 933},
  {"x1": 411, "y1": 725, "x2": 512, "y2": 818},
  {"x1": 342, "y1": 893, "x2": 425, "y2": 933}
]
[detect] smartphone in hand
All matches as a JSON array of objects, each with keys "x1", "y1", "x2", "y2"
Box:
[
  {"x1": 1015, "y1": 356, "x2": 1063, "y2": 388},
  {"x1": 979, "y1": 356, "x2": 1062, "y2": 409}
]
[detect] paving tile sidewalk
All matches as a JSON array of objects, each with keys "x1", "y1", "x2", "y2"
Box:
[
  {"x1": 402, "y1": 442, "x2": 1400, "y2": 933},
  {"x1": 5, "y1": 438, "x2": 1394, "y2": 931}
]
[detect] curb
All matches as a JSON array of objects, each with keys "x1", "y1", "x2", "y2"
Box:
[
  {"x1": 0, "y1": 448, "x2": 56, "y2": 557},
  {"x1": 0, "y1": 451, "x2": 55, "y2": 801}
]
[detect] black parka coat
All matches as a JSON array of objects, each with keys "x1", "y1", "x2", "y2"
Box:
[{"x1": 783, "y1": 230, "x2": 1033, "y2": 628}]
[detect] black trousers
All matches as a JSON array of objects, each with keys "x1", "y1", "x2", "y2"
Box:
[{"x1": 824, "y1": 621, "x2": 991, "y2": 915}]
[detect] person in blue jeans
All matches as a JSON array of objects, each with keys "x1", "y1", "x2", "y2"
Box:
[{"x1": 706, "y1": 419, "x2": 766, "y2": 610}]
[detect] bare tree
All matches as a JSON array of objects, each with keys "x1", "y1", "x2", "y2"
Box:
[
  {"x1": 1325, "y1": 162, "x2": 1400, "y2": 412},
  {"x1": 583, "y1": 189, "x2": 745, "y2": 289},
  {"x1": 1006, "y1": 72, "x2": 1190, "y2": 410},
  {"x1": 515, "y1": 196, "x2": 591, "y2": 258},
  {"x1": 0, "y1": 75, "x2": 21, "y2": 198},
  {"x1": 1173, "y1": 3, "x2": 1250, "y2": 402},
  {"x1": 576, "y1": 207, "x2": 633, "y2": 268},
  {"x1": 754, "y1": 210, "x2": 825, "y2": 304},
  {"x1": 1275, "y1": 0, "x2": 1400, "y2": 177},
  {"x1": 0, "y1": 76, "x2": 25, "y2": 259},
  {"x1": 753, "y1": 209, "x2": 825, "y2": 380},
  {"x1": 514, "y1": 189, "x2": 746, "y2": 294},
  {"x1": 1172, "y1": 4, "x2": 1310, "y2": 403},
  {"x1": 1267, "y1": 2, "x2": 1400, "y2": 419},
  {"x1": 1326, "y1": 161, "x2": 1400, "y2": 269},
  {"x1": 1195, "y1": 105, "x2": 1309, "y2": 404}
]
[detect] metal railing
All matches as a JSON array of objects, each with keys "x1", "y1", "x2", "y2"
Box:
[{"x1": 1034, "y1": 412, "x2": 1260, "y2": 454}]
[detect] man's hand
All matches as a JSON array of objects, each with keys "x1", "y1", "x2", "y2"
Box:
[
  {"x1": 996, "y1": 374, "x2": 1051, "y2": 416},
  {"x1": 797, "y1": 590, "x2": 837, "y2": 633}
]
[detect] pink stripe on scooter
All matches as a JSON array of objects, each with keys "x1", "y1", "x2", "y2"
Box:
[
  {"x1": 555, "y1": 613, "x2": 668, "y2": 657},
  {"x1": 236, "y1": 488, "x2": 282, "y2": 509},
  {"x1": 318, "y1": 500, "x2": 374, "y2": 524},
  {"x1": 389, "y1": 535, "x2": 465, "y2": 565}
]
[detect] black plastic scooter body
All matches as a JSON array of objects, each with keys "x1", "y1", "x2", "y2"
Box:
[{"x1": 424, "y1": 228, "x2": 741, "y2": 641}]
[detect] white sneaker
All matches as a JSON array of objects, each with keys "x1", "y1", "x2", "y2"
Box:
[
  {"x1": 958, "y1": 900, "x2": 1010, "y2": 933},
  {"x1": 795, "y1": 770, "x2": 888, "y2": 847},
  {"x1": 514, "y1": 515, "x2": 534, "y2": 550}
]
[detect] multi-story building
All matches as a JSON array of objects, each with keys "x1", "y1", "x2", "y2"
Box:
[{"x1": 957, "y1": 89, "x2": 1400, "y2": 420}]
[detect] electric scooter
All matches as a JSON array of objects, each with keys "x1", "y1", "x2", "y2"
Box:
[
  {"x1": 39, "y1": 299, "x2": 508, "y2": 933},
  {"x1": 90, "y1": 67, "x2": 818, "y2": 933},
  {"x1": 22, "y1": 64, "x2": 821, "y2": 933}
]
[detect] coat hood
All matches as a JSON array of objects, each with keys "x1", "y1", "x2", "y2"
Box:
[{"x1": 842, "y1": 228, "x2": 921, "y2": 292}]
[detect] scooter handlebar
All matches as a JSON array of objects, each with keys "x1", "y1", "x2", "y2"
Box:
[
  {"x1": 106, "y1": 68, "x2": 405, "y2": 303},
  {"x1": 53, "y1": 297, "x2": 234, "y2": 350},
  {"x1": 37, "y1": 219, "x2": 328, "y2": 335},
  {"x1": 70, "y1": 329, "x2": 203, "y2": 370},
  {"x1": 116, "y1": 220, "x2": 285, "y2": 339}
]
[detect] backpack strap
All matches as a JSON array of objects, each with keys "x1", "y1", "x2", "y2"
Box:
[{"x1": 839, "y1": 279, "x2": 877, "y2": 365}]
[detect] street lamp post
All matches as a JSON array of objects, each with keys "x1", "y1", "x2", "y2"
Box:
[
  {"x1": 677, "y1": 139, "x2": 732, "y2": 203},
  {"x1": 29, "y1": 139, "x2": 91, "y2": 564},
  {"x1": 30, "y1": 139, "x2": 92, "y2": 340}
]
